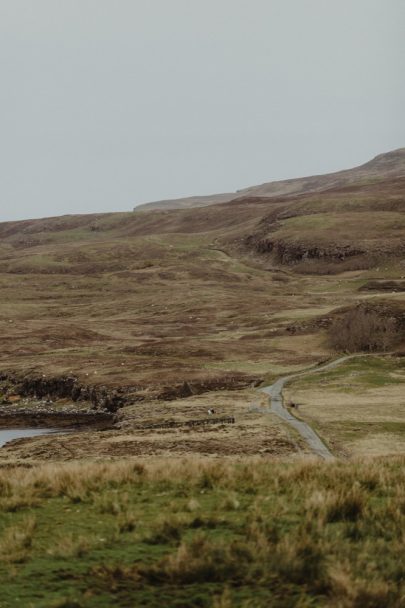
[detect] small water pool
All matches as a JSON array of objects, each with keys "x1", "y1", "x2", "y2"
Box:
[{"x1": 0, "y1": 428, "x2": 60, "y2": 448}]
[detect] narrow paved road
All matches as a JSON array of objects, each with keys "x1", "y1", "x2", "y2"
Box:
[{"x1": 260, "y1": 355, "x2": 356, "y2": 460}]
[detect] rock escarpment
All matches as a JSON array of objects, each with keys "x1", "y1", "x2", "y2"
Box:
[{"x1": 0, "y1": 371, "x2": 261, "y2": 414}]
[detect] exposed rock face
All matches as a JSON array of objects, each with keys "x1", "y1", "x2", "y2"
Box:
[
  {"x1": 359, "y1": 280, "x2": 405, "y2": 292},
  {"x1": 251, "y1": 238, "x2": 365, "y2": 264},
  {"x1": 0, "y1": 371, "x2": 262, "y2": 412},
  {"x1": 0, "y1": 409, "x2": 113, "y2": 429},
  {"x1": 0, "y1": 373, "x2": 126, "y2": 413},
  {"x1": 158, "y1": 373, "x2": 262, "y2": 401}
]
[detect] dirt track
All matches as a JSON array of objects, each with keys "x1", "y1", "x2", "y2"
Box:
[{"x1": 260, "y1": 356, "x2": 356, "y2": 460}]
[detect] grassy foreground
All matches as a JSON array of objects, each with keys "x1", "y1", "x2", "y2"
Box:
[{"x1": 0, "y1": 458, "x2": 404, "y2": 607}]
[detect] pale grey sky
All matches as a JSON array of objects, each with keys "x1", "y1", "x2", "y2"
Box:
[{"x1": 0, "y1": 0, "x2": 404, "y2": 222}]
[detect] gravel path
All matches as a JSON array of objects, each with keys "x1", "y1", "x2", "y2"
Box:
[{"x1": 260, "y1": 356, "x2": 355, "y2": 460}]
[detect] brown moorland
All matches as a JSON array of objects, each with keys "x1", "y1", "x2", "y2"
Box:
[{"x1": 1, "y1": 149, "x2": 405, "y2": 460}]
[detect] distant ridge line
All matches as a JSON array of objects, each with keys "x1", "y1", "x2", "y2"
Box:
[{"x1": 134, "y1": 148, "x2": 405, "y2": 213}]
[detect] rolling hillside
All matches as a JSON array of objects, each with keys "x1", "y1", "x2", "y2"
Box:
[
  {"x1": 0, "y1": 148, "x2": 405, "y2": 461},
  {"x1": 1, "y1": 149, "x2": 404, "y2": 389},
  {"x1": 134, "y1": 148, "x2": 405, "y2": 211}
]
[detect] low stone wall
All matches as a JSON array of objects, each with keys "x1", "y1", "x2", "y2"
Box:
[{"x1": 132, "y1": 416, "x2": 235, "y2": 431}]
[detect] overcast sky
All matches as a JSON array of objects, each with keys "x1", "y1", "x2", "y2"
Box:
[{"x1": 0, "y1": 0, "x2": 404, "y2": 222}]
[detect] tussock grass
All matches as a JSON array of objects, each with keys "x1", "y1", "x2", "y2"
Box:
[
  {"x1": 186, "y1": 497, "x2": 200, "y2": 512},
  {"x1": 324, "y1": 486, "x2": 366, "y2": 522},
  {"x1": 143, "y1": 515, "x2": 184, "y2": 545},
  {"x1": 48, "y1": 534, "x2": 92, "y2": 559},
  {"x1": 116, "y1": 510, "x2": 137, "y2": 534},
  {"x1": 219, "y1": 492, "x2": 241, "y2": 511},
  {"x1": 0, "y1": 515, "x2": 36, "y2": 563},
  {"x1": 1, "y1": 457, "x2": 405, "y2": 606}
]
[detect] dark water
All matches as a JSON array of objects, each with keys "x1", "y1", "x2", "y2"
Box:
[{"x1": 0, "y1": 428, "x2": 58, "y2": 448}]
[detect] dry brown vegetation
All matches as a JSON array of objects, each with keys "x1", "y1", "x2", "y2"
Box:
[
  {"x1": 0, "y1": 390, "x2": 304, "y2": 462},
  {"x1": 0, "y1": 150, "x2": 405, "y2": 462},
  {"x1": 328, "y1": 303, "x2": 402, "y2": 352},
  {"x1": 1, "y1": 457, "x2": 405, "y2": 606},
  {"x1": 1, "y1": 146, "x2": 405, "y2": 606}
]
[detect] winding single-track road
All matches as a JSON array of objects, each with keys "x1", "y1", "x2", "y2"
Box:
[{"x1": 260, "y1": 355, "x2": 356, "y2": 460}]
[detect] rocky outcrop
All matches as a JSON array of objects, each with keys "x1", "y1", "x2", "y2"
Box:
[
  {"x1": 0, "y1": 371, "x2": 262, "y2": 413},
  {"x1": 285, "y1": 316, "x2": 334, "y2": 335},
  {"x1": 249, "y1": 237, "x2": 365, "y2": 264},
  {"x1": 359, "y1": 280, "x2": 405, "y2": 292},
  {"x1": 156, "y1": 373, "x2": 262, "y2": 401},
  {"x1": 0, "y1": 373, "x2": 126, "y2": 413},
  {"x1": 0, "y1": 408, "x2": 113, "y2": 429}
]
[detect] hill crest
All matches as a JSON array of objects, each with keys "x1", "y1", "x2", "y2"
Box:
[{"x1": 134, "y1": 148, "x2": 405, "y2": 212}]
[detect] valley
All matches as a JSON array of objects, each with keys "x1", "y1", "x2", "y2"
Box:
[
  {"x1": 0, "y1": 149, "x2": 404, "y2": 462},
  {"x1": 1, "y1": 149, "x2": 405, "y2": 607}
]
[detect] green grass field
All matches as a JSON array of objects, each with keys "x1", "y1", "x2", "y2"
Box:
[
  {"x1": 290, "y1": 357, "x2": 405, "y2": 392},
  {"x1": 1, "y1": 458, "x2": 405, "y2": 607},
  {"x1": 285, "y1": 356, "x2": 405, "y2": 457}
]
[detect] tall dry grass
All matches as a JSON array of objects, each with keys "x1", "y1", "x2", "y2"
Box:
[
  {"x1": 1, "y1": 456, "x2": 405, "y2": 605},
  {"x1": 0, "y1": 455, "x2": 403, "y2": 505},
  {"x1": 0, "y1": 515, "x2": 36, "y2": 563}
]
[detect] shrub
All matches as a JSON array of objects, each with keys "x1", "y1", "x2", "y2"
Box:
[{"x1": 328, "y1": 305, "x2": 398, "y2": 352}]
